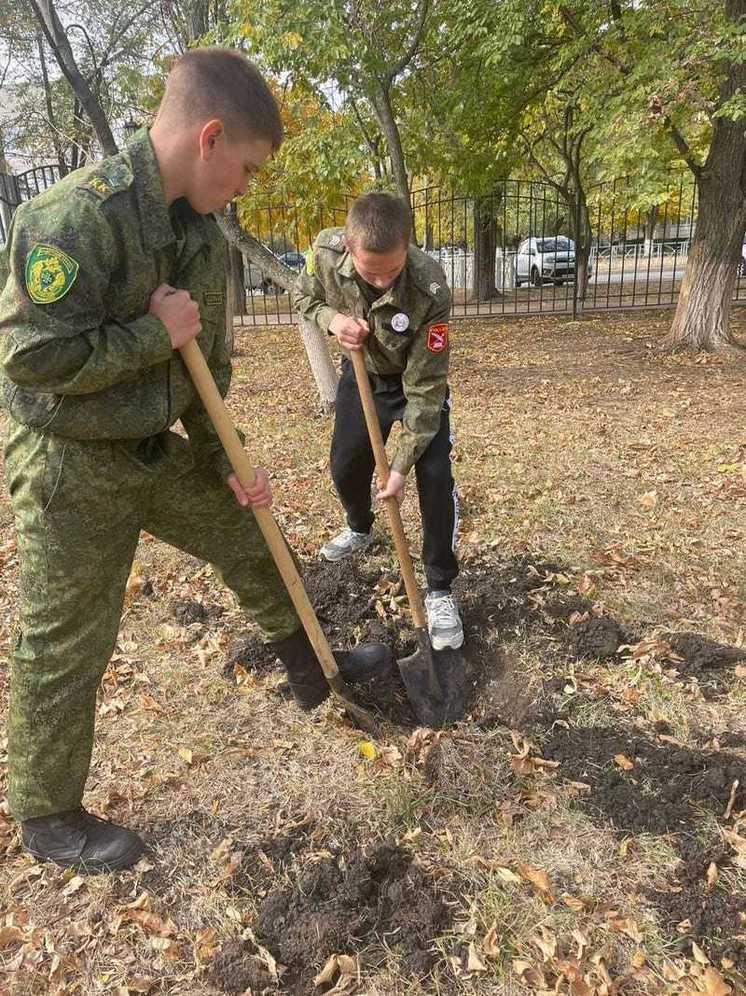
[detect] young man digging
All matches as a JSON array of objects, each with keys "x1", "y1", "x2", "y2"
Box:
[
  {"x1": 0, "y1": 49, "x2": 390, "y2": 873},
  {"x1": 295, "y1": 193, "x2": 463, "y2": 652}
]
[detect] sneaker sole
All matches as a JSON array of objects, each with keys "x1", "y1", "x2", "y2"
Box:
[
  {"x1": 320, "y1": 542, "x2": 373, "y2": 562},
  {"x1": 430, "y1": 632, "x2": 465, "y2": 651}
]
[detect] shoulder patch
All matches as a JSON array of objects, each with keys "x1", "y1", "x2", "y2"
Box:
[
  {"x1": 80, "y1": 160, "x2": 133, "y2": 200},
  {"x1": 315, "y1": 228, "x2": 345, "y2": 253},
  {"x1": 25, "y1": 244, "x2": 79, "y2": 305},
  {"x1": 426, "y1": 322, "x2": 448, "y2": 353}
]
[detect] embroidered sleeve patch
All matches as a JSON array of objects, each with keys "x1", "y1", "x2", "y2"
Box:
[
  {"x1": 25, "y1": 244, "x2": 80, "y2": 305},
  {"x1": 426, "y1": 322, "x2": 448, "y2": 353}
]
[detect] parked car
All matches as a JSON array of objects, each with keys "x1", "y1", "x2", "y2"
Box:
[
  {"x1": 262, "y1": 250, "x2": 305, "y2": 293},
  {"x1": 244, "y1": 250, "x2": 306, "y2": 294},
  {"x1": 515, "y1": 236, "x2": 592, "y2": 287}
]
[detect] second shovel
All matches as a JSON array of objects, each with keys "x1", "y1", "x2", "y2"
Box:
[{"x1": 348, "y1": 348, "x2": 465, "y2": 729}]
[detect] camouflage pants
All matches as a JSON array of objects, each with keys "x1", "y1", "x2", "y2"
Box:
[{"x1": 3, "y1": 422, "x2": 299, "y2": 821}]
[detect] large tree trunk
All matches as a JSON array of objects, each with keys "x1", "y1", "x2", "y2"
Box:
[
  {"x1": 471, "y1": 193, "x2": 502, "y2": 301},
  {"x1": 666, "y1": 175, "x2": 746, "y2": 351},
  {"x1": 665, "y1": 0, "x2": 746, "y2": 352},
  {"x1": 571, "y1": 195, "x2": 592, "y2": 316}
]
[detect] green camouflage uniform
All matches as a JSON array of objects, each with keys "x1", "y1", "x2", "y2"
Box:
[
  {"x1": 294, "y1": 227, "x2": 451, "y2": 475},
  {"x1": 0, "y1": 129, "x2": 299, "y2": 822},
  {"x1": 294, "y1": 227, "x2": 459, "y2": 594}
]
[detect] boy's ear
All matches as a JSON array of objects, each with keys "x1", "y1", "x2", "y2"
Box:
[{"x1": 198, "y1": 119, "x2": 224, "y2": 160}]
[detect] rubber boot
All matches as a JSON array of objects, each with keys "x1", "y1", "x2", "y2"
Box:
[{"x1": 271, "y1": 628, "x2": 392, "y2": 710}]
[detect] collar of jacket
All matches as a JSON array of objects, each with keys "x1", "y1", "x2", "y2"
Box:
[
  {"x1": 125, "y1": 128, "x2": 210, "y2": 262},
  {"x1": 336, "y1": 249, "x2": 411, "y2": 312}
]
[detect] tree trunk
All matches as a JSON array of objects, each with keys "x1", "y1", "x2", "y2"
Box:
[
  {"x1": 229, "y1": 244, "x2": 245, "y2": 316},
  {"x1": 471, "y1": 194, "x2": 501, "y2": 301},
  {"x1": 215, "y1": 211, "x2": 338, "y2": 409},
  {"x1": 665, "y1": 174, "x2": 746, "y2": 351},
  {"x1": 572, "y1": 197, "x2": 592, "y2": 315},
  {"x1": 299, "y1": 318, "x2": 338, "y2": 412},
  {"x1": 370, "y1": 85, "x2": 410, "y2": 204},
  {"x1": 643, "y1": 204, "x2": 658, "y2": 257},
  {"x1": 665, "y1": 0, "x2": 746, "y2": 352},
  {"x1": 29, "y1": 0, "x2": 118, "y2": 157}
]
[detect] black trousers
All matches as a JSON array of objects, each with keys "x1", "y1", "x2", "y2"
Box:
[{"x1": 330, "y1": 358, "x2": 459, "y2": 592}]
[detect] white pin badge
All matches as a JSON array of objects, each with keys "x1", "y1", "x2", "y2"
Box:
[
  {"x1": 391, "y1": 312, "x2": 410, "y2": 332},
  {"x1": 330, "y1": 234, "x2": 342, "y2": 246},
  {"x1": 429, "y1": 281, "x2": 441, "y2": 294}
]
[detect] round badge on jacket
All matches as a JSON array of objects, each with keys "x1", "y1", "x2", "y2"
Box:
[{"x1": 391, "y1": 312, "x2": 410, "y2": 332}]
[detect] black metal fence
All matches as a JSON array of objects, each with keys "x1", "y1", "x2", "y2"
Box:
[
  {"x1": 237, "y1": 174, "x2": 746, "y2": 325},
  {"x1": 0, "y1": 164, "x2": 62, "y2": 245},
  {"x1": 3, "y1": 166, "x2": 745, "y2": 325}
]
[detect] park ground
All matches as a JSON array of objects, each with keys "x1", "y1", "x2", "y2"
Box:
[{"x1": 1, "y1": 309, "x2": 745, "y2": 995}]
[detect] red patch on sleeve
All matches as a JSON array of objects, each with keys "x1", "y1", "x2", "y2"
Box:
[{"x1": 426, "y1": 322, "x2": 448, "y2": 353}]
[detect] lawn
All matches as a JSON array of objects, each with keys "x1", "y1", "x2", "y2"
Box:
[{"x1": 1, "y1": 309, "x2": 745, "y2": 996}]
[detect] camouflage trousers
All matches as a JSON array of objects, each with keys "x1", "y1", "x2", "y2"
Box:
[{"x1": 3, "y1": 421, "x2": 300, "y2": 821}]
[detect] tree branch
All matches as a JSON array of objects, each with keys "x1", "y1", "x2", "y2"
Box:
[
  {"x1": 387, "y1": 0, "x2": 430, "y2": 83},
  {"x1": 214, "y1": 210, "x2": 296, "y2": 292}
]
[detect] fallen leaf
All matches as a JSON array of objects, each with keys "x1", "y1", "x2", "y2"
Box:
[
  {"x1": 614, "y1": 753, "x2": 635, "y2": 771},
  {"x1": 692, "y1": 941, "x2": 710, "y2": 964},
  {"x1": 466, "y1": 942, "x2": 488, "y2": 973},
  {"x1": 483, "y1": 924, "x2": 500, "y2": 959},
  {"x1": 357, "y1": 740, "x2": 377, "y2": 761},
  {"x1": 701, "y1": 966, "x2": 732, "y2": 995}
]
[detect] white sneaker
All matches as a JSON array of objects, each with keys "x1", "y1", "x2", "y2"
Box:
[
  {"x1": 425, "y1": 591, "x2": 464, "y2": 650},
  {"x1": 320, "y1": 527, "x2": 374, "y2": 562}
]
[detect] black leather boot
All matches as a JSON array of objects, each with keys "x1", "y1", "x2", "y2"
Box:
[
  {"x1": 22, "y1": 807, "x2": 146, "y2": 872},
  {"x1": 271, "y1": 629, "x2": 393, "y2": 710}
]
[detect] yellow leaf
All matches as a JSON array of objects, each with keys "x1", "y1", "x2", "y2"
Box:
[
  {"x1": 638, "y1": 490, "x2": 658, "y2": 509},
  {"x1": 178, "y1": 747, "x2": 193, "y2": 765},
  {"x1": 495, "y1": 866, "x2": 523, "y2": 884},
  {"x1": 357, "y1": 740, "x2": 377, "y2": 761},
  {"x1": 614, "y1": 753, "x2": 635, "y2": 771},
  {"x1": 517, "y1": 863, "x2": 553, "y2": 896}
]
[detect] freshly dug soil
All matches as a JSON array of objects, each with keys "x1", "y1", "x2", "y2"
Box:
[
  {"x1": 253, "y1": 841, "x2": 451, "y2": 994},
  {"x1": 541, "y1": 724, "x2": 745, "y2": 836}
]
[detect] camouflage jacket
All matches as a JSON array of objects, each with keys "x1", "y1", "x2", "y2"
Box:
[
  {"x1": 0, "y1": 128, "x2": 233, "y2": 479},
  {"x1": 294, "y1": 227, "x2": 451, "y2": 475}
]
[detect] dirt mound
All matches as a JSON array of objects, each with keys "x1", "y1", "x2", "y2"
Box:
[
  {"x1": 570, "y1": 615, "x2": 625, "y2": 659},
  {"x1": 254, "y1": 841, "x2": 451, "y2": 992},
  {"x1": 209, "y1": 941, "x2": 276, "y2": 995},
  {"x1": 542, "y1": 724, "x2": 744, "y2": 835},
  {"x1": 646, "y1": 838, "x2": 746, "y2": 973}
]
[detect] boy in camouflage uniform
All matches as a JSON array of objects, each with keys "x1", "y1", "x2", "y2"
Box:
[
  {"x1": 0, "y1": 49, "x2": 389, "y2": 873},
  {"x1": 295, "y1": 193, "x2": 463, "y2": 651}
]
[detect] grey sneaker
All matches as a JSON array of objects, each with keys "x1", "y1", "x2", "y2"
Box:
[
  {"x1": 425, "y1": 591, "x2": 464, "y2": 650},
  {"x1": 320, "y1": 527, "x2": 374, "y2": 562}
]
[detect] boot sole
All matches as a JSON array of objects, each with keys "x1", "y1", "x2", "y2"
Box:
[
  {"x1": 320, "y1": 545, "x2": 372, "y2": 562},
  {"x1": 26, "y1": 837, "x2": 146, "y2": 873}
]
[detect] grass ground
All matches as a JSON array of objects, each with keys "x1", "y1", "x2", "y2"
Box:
[{"x1": 1, "y1": 309, "x2": 745, "y2": 996}]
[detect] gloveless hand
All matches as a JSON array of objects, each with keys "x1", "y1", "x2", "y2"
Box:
[{"x1": 329, "y1": 313, "x2": 369, "y2": 351}]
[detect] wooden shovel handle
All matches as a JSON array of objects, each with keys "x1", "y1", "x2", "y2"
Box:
[
  {"x1": 179, "y1": 339, "x2": 342, "y2": 683},
  {"x1": 348, "y1": 349, "x2": 427, "y2": 630}
]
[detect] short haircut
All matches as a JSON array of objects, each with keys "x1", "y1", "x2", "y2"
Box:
[
  {"x1": 159, "y1": 48, "x2": 283, "y2": 149},
  {"x1": 345, "y1": 193, "x2": 412, "y2": 252}
]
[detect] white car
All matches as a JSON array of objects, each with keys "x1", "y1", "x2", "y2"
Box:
[{"x1": 515, "y1": 236, "x2": 591, "y2": 287}]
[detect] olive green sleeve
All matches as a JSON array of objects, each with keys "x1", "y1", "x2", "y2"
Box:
[
  {"x1": 293, "y1": 250, "x2": 338, "y2": 333},
  {"x1": 392, "y1": 296, "x2": 451, "y2": 476},
  {"x1": 0, "y1": 200, "x2": 173, "y2": 395}
]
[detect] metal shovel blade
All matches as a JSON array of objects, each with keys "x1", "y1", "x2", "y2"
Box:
[{"x1": 397, "y1": 628, "x2": 467, "y2": 729}]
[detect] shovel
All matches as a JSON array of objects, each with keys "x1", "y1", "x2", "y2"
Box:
[
  {"x1": 179, "y1": 339, "x2": 380, "y2": 736},
  {"x1": 347, "y1": 348, "x2": 464, "y2": 728}
]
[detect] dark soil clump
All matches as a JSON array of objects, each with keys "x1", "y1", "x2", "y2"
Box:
[
  {"x1": 663, "y1": 632, "x2": 746, "y2": 697},
  {"x1": 256, "y1": 841, "x2": 451, "y2": 993},
  {"x1": 170, "y1": 598, "x2": 223, "y2": 625},
  {"x1": 569, "y1": 616, "x2": 625, "y2": 659},
  {"x1": 209, "y1": 939, "x2": 276, "y2": 994},
  {"x1": 541, "y1": 724, "x2": 745, "y2": 835},
  {"x1": 646, "y1": 839, "x2": 746, "y2": 973}
]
